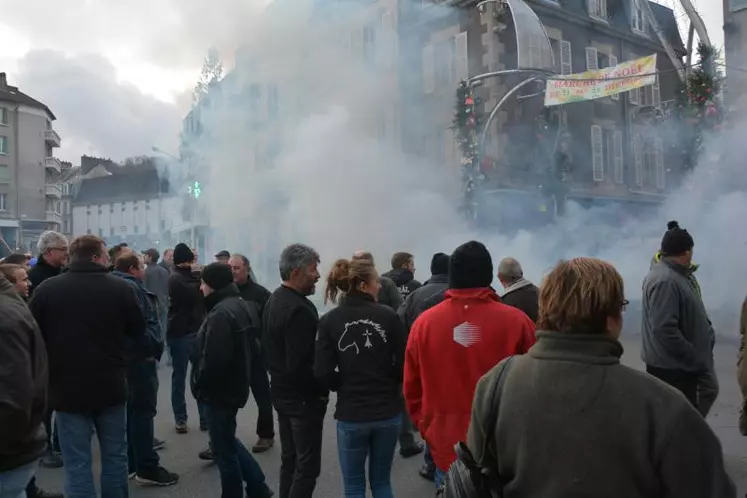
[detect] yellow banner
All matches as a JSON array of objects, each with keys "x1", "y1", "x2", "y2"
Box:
[{"x1": 544, "y1": 54, "x2": 657, "y2": 107}]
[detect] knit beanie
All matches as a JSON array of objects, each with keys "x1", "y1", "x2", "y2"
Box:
[
  {"x1": 201, "y1": 263, "x2": 234, "y2": 291},
  {"x1": 430, "y1": 252, "x2": 450, "y2": 276},
  {"x1": 448, "y1": 241, "x2": 493, "y2": 289},
  {"x1": 660, "y1": 220, "x2": 694, "y2": 256},
  {"x1": 173, "y1": 243, "x2": 195, "y2": 265}
]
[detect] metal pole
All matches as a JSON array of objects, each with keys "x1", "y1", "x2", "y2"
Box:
[
  {"x1": 480, "y1": 76, "x2": 541, "y2": 155},
  {"x1": 190, "y1": 199, "x2": 195, "y2": 250},
  {"x1": 467, "y1": 69, "x2": 553, "y2": 86}
]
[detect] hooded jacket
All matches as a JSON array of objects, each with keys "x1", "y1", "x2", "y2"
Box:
[
  {"x1": 191, "y1": 284, "x2": 260, "y2": 409},
  {"x1": 382, "y1": 268, "x2": 422, "y2": 300},
  {"x1": 398, "y1": 273, "x2": 449, "y2": 331},
  {"x1": 167, "y1": 265, "x2": 205, "y2": 340},
  {"x1": 0, "y1": 275, "x2": 48, "y2": 472},
  {"x1": 403, "y1": 287, "x2": 536, "y2": 471},
  {"x1": 112, "y1": 271, "x2": 164, "y2": 361}
]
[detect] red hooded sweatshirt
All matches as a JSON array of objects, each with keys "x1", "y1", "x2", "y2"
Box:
[{"x1": 403, "y1": 288, "x2": 536, "y2": 471}]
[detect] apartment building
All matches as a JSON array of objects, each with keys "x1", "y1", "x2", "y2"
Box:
[
  {"x1": 0, "y1": 72, "x2": 63, "y2": 256},
  {"x1": 724, "y1": 0, "x2": 747, "y2": 112}
]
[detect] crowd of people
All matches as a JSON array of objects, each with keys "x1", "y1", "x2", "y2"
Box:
[{"x1": 0, "y1": 219, "x2": 743, "y2": 498}]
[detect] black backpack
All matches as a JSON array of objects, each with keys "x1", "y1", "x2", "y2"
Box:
[{"x1": 437, "y1": 356, "x2": 515, "y2": 498}]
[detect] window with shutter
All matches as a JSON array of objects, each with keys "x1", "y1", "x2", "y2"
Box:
[
  {"x1": 632, "y1": 134, "x2": 643, "y2": 186},
  {"x1": 589, "y1": 0, "x2": 607, "y2": 19},
  {"x1": 560, "y1": 40, "x2": 572, "y2": 75},
  {"x1": 653, "y1": 75, "x2": 661, "y2": 107},
  {"x1": 591, "y1": 125, "x2": 604, "y2": 182},
  {"x1": 654, "y1": 137, "x2": 665, "y2": 189},
  {"x1": 586, "y1": 47, "x2": 599, "y2": 71},
  {"x1": 629, "y1": 86, "x2": 639, "y2": 105},
  {"x1": 631, "y1": 0, "x2": 645, "y2": 33},
  {"x1": 613, "y1": 130, "x2": 624, "y2": 183},
  {"x1": 455, "y1": 32, "x2": 469, "y2": 81},
  {"x1": 609, "y1": 54, "x2": 619, "y2": 100},
  {"x1": 423, "y1": 45, "x2": 435, "y2": 94}
]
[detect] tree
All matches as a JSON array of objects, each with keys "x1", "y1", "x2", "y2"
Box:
[{"x1": 192, "y1": 47, "x2": 224, "y2": 106}]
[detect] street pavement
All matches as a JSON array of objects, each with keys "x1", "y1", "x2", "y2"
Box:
[{"x1": 35, "y1": 333, "x2": 747, "y2": 497}]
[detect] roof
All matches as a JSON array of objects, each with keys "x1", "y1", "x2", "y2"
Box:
[
  {"x1": 74, "y1": 158, "x2": 170, "y2": 204},
  {"x1": 648, "y1": 2, "x2": 686, "y2": 56},
  {"x1": 0, "y1": 82, "x2": 56, "y2": 120}
]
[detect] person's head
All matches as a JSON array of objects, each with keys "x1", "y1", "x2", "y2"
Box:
[
  {"x1": 200, "y1": 262, "x2": 234, "y2": 297},
  {"x1": 115, "y1": 253, "x2": 145, "y2": 281},
  {"x1": 391, "y1": 252, "x2": 415, "y2": 273},
  {"x1": 497, "y1": 257, "x2": 523, "y2": 288},
  {"x1": 430, "y1": 252, "x2": 449, "y2": 277},
  {"x1": 660, "y1": 220, "x2": 695, "y2": 266},
  {"x1": 351, "y1": 250, "x2": 374, "y2": 265},
  {"x1": 229, "y1": 254, "x2": 251, "y2": 284},
  {"x1": 215, "y1": 250, "x2": 230, "y2": 264},
  {"x1": 109, "y1": 243, "x2": 131, "y2": 263},
  {"x1": 173, "y1": 243, "x2": 195, "y2": 267},
  {"x1": 324, "y1": 258, "x2": 380, "y2": 304},
  {"x1": 279, "y1": 243, "x2": 320, "y2": 296},
  {"x1": 538, "y1": 258, "x2": 627, "y2": 339},
  {"x1": 0, "y1": 264, "x2": 30, "y2": 298},
  {"x1": 2, "y1": 253, "x2": 30, "y2": 269},
  {"x1": 69, "y1": 235, "x2": 108, "y2": 267},
  {"x1": 143, "y1": 248, "x2": 160, "y2": 265},
  {"x1": 37, "y1": 231, "x2": 69, "y2": 268},
  {"x1": 163, "y1": 248, "x2": 174, "y2": 265},
  {"x1": 449, "y1": 241, "x2": 493, "y2": 289}
]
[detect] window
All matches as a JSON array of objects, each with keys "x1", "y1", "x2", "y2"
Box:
[
  {"x1": 423, "y1": 45, "x2": 435, "y2": 93},
  {"x1": 591, "y1": 125, "x2": 604, "y2": 182},
  {"x1": 435, "y1": 39, "x2": 455, "y2": 89},
  {"x1": 560, "y1": 40, "x2": 572, "y2": 75},
  {"x1": 0, "y1": 136, "x2": 8, "y2": 155},
  {"x1": 585, "y1": 47, "x2": 598, "y2": 71},
  {"x1": 631, "y1": 0, "x2": 645, "y2": 33},
  {"x1": 362, "y1": 24, "x2": 376, "y2": 63},
  {"x1": 654, "y1": 137, "x2": 665, "y2": 189},
  {"x1": 248, "y1": 84, "x2": 261, "y2": 113},
  {"x1": 380, "y1": 12, "x2": 394, "y2": 66},
  {"x1": 0, "y1": 108, "x2": 7, "y2": 125},
  {"x1": 455, "y1": 32, "x2": 468, "y2": 82},
  {"x1": 598, "y1": 127, "x2": 622, "y2": 183},
  {"x1": 613, "y1": 130, "x2": 624, "y2": 183},
  {"x1": 0, "y1": 164, "x2": 8, "y2": 183},
  {"x1": 0, "y1": 193, "x2": 6, "y2": 211},
  {"x1": 588, "y1": 0, "x2": 607, "y2": 20},
  {"x1": 632, "y1": 133, "x2": 644, "y2": 187}
]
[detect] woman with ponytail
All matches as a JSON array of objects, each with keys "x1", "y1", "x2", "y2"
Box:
[{"x1": 314, "y1": 258, "x2": 407, "y2": 498}]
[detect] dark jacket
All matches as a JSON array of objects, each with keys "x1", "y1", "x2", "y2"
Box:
[
  {"x1": 500, "y1": 278, "x2": 539, "y2": 323},
  {"x1": 167, "y1": 266, "x2": 205, "y2": 340},
  {"x1": 191, "y1": 284, "x2": 260, "y2": 409},
  {"x1": 377, "y1": 276, "x2": 403, "y2": 311},
  {"x1": 382, "y1": 268, "x2": 421, "y2": 300},
  {"x1": 29, "y1": 261, "x2": 145, "y2": 413},
  {"x1": 467, "y1": 331, "x2": 735, "y2": 498},
  {"x1": 398, "y1": 273, "x2": 449, "y2": 331},
  {"x1": 143, "y1": 263, "x2": 170, "y2": 309},
  {"x1": 0, "y1": 275, "x2": 48, "y2": 472},
  {"x1": 27, "y1": 256, "x2": 62, "y2": 297},
  {"x1": 263, "y1": 285, "x2": 328, "y2": 404},
  {"x1": 112, "y1": 271, "x2": 164, "y2": 362},
  {"x1": 315, "y1": 292, "x2": 406, "y2": 422},
  {"x1": 237, "y1": 279, "x2": 271, "y2": 328}
]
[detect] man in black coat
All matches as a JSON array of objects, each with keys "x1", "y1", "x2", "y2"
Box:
[
  {"x1": 382, "y1": 251, "x2": 421, "y2": 301},
  {"x1": 191, "y1": 263, "x2": 273, "y2": 498},
  {"x1": 29, "y1": 235, "x2": 145, "y2": 498},
  {"x1": 229, "y1": 253, "x2": 274, "y2": 453},
  {"x1": 398, "y1": 253, "x2": 450, "y2": 332},
  {"x1": 497, "y1": 257, "x2": 539, "y2": 323}
]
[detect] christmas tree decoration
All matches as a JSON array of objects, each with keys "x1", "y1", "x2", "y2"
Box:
[{"x1": 451, "y1": 80, "x2": 485, "y2": 220}]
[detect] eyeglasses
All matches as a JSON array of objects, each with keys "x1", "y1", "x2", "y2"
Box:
[{"x1": 622, "y1": 299, "x2": 630, "y2": 311}]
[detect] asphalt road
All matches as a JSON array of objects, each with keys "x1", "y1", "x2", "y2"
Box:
[{"x1": 35, "y1": 333, "x2": 747, "y2": 497}]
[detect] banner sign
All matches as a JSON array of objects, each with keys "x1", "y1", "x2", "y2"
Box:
[{"x1": 544, "y1": 54, "x2": 657, "y2": 107}]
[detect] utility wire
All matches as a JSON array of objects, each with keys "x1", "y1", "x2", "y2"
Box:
[{"x1": 545, "y1": 62, "x2": 701, "y2": 82}]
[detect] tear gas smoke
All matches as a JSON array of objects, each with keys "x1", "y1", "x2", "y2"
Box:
[{"x1": 176, "y1": 0, "x2": 745, "y2": 335}]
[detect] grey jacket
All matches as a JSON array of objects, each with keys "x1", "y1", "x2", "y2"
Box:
[
  {"x1": 144, "y1": 263, "x2": 170, "y2": 307},
  {"x1": 641, "y1": 259, "x2": 714, "y2": 373},
  {"x1": 377, "y1": 276, "x2": 402, "y2": 312}
]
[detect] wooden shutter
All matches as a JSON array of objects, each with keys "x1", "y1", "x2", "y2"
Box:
[
  {"x1": 613, "y1": 130, "x2": 624, "y2": 183},
  {"x1": 653, "y1": 75, "x2": 661, "y2": 107},
  {"x1": 560, "y1": 40, "x2": 572, "y2": 75},
  {"x1": 586, "y1": 47, "x2": 598, "y2": 71},
  {"x1": 609, "y1": 54, "x2": 619, "y2": 100},
  {"x1": 422, "y1": 45, "x2": 434, "y2": 94},
  {"x1": 591, "y1": 125, "x2": 604, "y2": 182},
  {"x1": 455, "y1": 32, "x2": 469, "y2": 81},
  {"x1": 629, "y1": 86, "x2": 639, "y2": 105},
  {"x1": 654, "y1": 137, "x2": 665, "y2": 189}
]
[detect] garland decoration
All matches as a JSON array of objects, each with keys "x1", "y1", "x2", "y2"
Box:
[{"x1": 451, "y1": 80, "x2": 484, "y2": 221}]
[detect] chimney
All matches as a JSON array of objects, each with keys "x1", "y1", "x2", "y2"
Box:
[{"x1": 0, "y1": 73, "x2": 6, "y2": 89}]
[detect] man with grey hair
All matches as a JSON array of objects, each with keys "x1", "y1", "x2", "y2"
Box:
[
  {"x1": 262, "y1": 243, "x2": 327, "y2": 498},
  {"x1": 497, "y1": 257, "x2": 539, "y2": 323}
]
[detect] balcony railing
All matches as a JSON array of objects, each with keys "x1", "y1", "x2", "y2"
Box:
[
  {"x1": 45, "y1": 129, "x2": 61, "y2": 147},
  {"x1": 45, "y1": 211, "x2": 61, "y2": 224},
  {"x1": 45, "y1": 157, "x2": 62, "y2": 173},
  {"x1": 45, "y1": 184, "x2": 62, "y2": 198}
]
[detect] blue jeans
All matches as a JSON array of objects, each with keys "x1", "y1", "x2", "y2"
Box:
[
  {"x1": 336, "y1": 414, "x2": 401, "y2": 498},
  {"x1": 203, "y1": 404, "x2": 272, "y2": 498},
  {"x1": 127, "y1": 359, "x2": 160, "y2": 474},
  {"x1": 56, "y1": 404, "x2": 129, "y2": 498},
  {"x1": 0, "y1": 461, "x2": 37, "y2": 498},
  {"x1": 168, "y1": 335, "x2": 205, "y2": 426},
  {"x1": 434, "y1": 468, "x2": 446, "y2": 488}
]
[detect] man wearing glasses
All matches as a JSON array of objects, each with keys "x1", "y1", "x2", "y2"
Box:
[{"x1": 28, "y1": 231, "x2": 69, "y2": 297}]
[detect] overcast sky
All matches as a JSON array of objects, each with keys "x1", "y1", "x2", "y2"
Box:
[{"x1": 0, "y1": 0, "x2": 723, "y2": 163}]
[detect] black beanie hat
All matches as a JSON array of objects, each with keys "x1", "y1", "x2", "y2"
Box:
[
  {"x1": 201, "y1": 263, "x2": 234, "y2": 291},
  {"x1": 660, "y1": 220, "x2": 694, "y2": 256},
  {"x1": 430, "y1": 253, "x2": 450, "y2": 276},
  {"x1": 448, "y1": 241, "x2": 493, "y2": 289},
  {"x1": 173, "y1": 243, "x2": 195, "y2": 265}
]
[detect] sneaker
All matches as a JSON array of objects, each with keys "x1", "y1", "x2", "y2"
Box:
[
  {"x1": 129, "y1": 472, "x2": 136, "y2": 480},
  {"x1": 252, "y1": 438, "x2": 274, "y2": 453},
  {"x1": 175, "y1": 423, "x2": 188, "y2": 434},
  {"x1": 27, "y1": 484, "x2": 64, "y2": 498},
  {"x1": 153, "y1": 437, "x2": 166, "y2": 450},
  {"x1": 399, "y1": 441, "x2": 424, "y2": 458},
  {"x1": 198, "y1": 446, "x2": 214, "y2": 461},
  {"x1": 135, "y1": 466, "x2": 179, "y2": 486},
  {"x1": 418, "y1": 463, "x2": 436, "y2": 481},
  {"x1": 246, "y1": 484, "x2": 274, "y2": 498},
  {"x1": 40, "y1": 450, "x2": 64, "y2": 468}
]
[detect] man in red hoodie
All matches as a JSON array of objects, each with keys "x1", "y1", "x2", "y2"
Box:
[{"x1": 403, "y1": 241, "x2": 536, "y2": 486}]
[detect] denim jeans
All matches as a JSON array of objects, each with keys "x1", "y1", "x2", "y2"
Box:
[
  {"x1": 56, "y1": 404, "x2": 128, "y2": 498},
  {"x1": 203, "y1": 404, "x2": 272, "y2": 498},
  {"x1": 434, "y1": 468, "x2": 446, "y2": 489},
  {"x1": 169, "y1": 335, "x2": 205, "y2": 426},
  {"x1": 336, "y1": 414, "x2": 401, "y2": 498},
  {"x1": 0, "y1": 460, "x2": 37, "y2": 498},
  {"x1": 127, "y1": 359, "x2": 160, "y2": 474},
  {"x1": 250, "y1": 354, "x2": 274, "y2": 439}
]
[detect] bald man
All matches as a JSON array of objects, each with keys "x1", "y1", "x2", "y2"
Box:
[
  {"x1": 497, "y1": 257, "x2": 539, "y2": 322},
  {"x1": 351, "y1": 250, "x2": 402, "y2": 311}
]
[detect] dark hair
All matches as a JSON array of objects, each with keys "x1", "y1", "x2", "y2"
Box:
[
  {"x1": 391, "y1": 252, "x2": 413, "y2": 269},
  {"x1": 0, "y1": 264, "x2": 24, "y2": 283},
  {"x1": 115, "y1": 253, "x2": 142, "y2": 273},
  {"x1": 2, "y1": 253, "x2": 29, "y2": 265},
  {"x1": 70, "y1": 235, "x2": 106, "y2": 264},
  {"x1": 144, "y1": 248, "x2": 160, "y2": 263},
  {"x1": 324, "y1": 258, "x2": 377, "y2": 304},
  {"x1": 109, "y1": 242, "x2": 129, "y2": 262}
]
